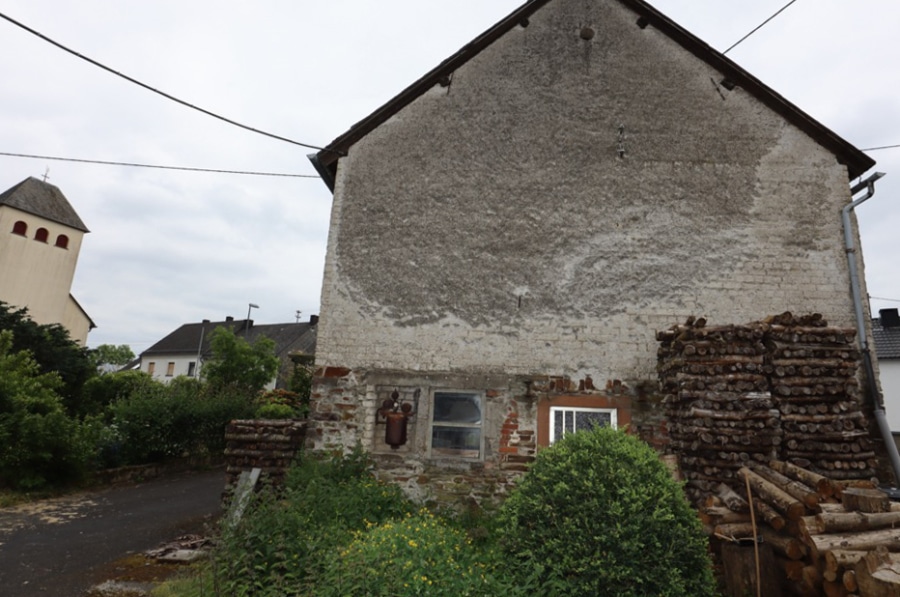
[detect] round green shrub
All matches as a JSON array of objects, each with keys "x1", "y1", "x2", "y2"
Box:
[
  {"x1": 497, "y1": 426, "x2": 716, "y2": 597},
  {"x1": 255, "y1": 403, "x2": 296, "y2": 420},
  {"x1": 318, "y1": 509, "x2": 518, "y2": 597}
]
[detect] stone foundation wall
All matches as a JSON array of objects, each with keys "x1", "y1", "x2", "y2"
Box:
[{"x1": 224, "y1": 419, "x2": 306, "y2": 492}]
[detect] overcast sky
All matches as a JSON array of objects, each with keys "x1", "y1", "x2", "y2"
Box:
[{"x1": 1, "y1": 1, "x2": 899, "y2": 353}]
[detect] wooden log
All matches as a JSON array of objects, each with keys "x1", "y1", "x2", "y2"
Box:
[
  {"x1": 748, "y1": 462, "x2": 819, "y2": 509},
  {"x1": 779, "y1": 557, "x2": 806, "y2": 581},
  {"x1": 738, "y1": 467, "x2": 807, "y2": 521},
  {"x1": 854, "y1": 546, "x2": 900, "y2": 597},
  {"x1": 842, "y1": 487, "x2": 890, "y2": 513},
  {"x1": 822, "y1": 579, "x2": 850, "y2": 597},
  {"x1": 828, "y1": 550, "x2": 900, "y2": 576},
  {"x1": 717, "y1": 483, "x2": 750, "y2": 512},
  {"x1": 832, "y1": 478, "x2": 879, "y2": 496},
  {"x1": 700, "y1": 507, "x2": 751, "y2": 526},
  {"x1": 806, "y1": 528, "x2": 900, "y2": 562},
  {"x1": 808, "y1": 511, "x2": 900, "y2": 534},
  {"x1": 770, "y1": 459, "x2": 835, "y2": 498},
  {"x1": 844, "y1": 569, "x2": 858, "y2": 593},
  {"x1": 760, "y1": 526, "x2": 807, "y2": 561},
  {"x1": 714, "y1": 522, "x2": 757, "y2": 540},
  {"x1": 755, "y1": 498, "x2": 786, "y2": 531}
]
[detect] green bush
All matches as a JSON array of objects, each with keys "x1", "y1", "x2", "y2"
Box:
[
  {"x1": 497, "y1": 426, "x2": 716, "y2": 597},
  {"x1": 0, "y1": 330, "x2": 95, "y2": 489},
  {"x1": 255, "y1": 403, "x2": 296, "y2": 419},
  {"x1": 210, "y1": 449, "x2": 413, "y2": 596},
  {"x1": 109, "y1": 378, "x2": 255, "y2": 465},
  {"x1": 317, "y1": 509, "x2": 522, "y2": 597}
]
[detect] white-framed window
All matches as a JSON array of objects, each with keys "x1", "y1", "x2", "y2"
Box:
[
  {"x1": 166, "y1": 362, "x2": 175, "y2": 377},
  {"x1": 549, "y1": 406, "x2": 617, "y2": 444},
  {"x1": 429, "y1": 391, "x2": 483, "y2": 459},
  {"x1": 187, "y1": 361, "x2": 196, "y2": 377}
]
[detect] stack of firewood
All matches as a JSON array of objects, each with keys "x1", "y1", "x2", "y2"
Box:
[
  {"x1": 702, "y1": 459, "x2": 899, "y2": 596},
  {"x1": 765, "y1": 317, "x2": 874, "y2": 479},
  {"x1": 658, "y1": 318, "x2": 778, "y2": 503},
  {"x1": 658, "y1": 313, "x2": 874, "y2": 504}
]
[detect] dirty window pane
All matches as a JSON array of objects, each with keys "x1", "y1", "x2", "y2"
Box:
[
  {"x1": 433, "y1": 392, "x2": 481, "y2": 424},
  {"x1": 431, "y1": 392, "x2": 481, "y2": 458},
  {"x1": 431, "y1": 426, "x2": 481, "y2": 459}
]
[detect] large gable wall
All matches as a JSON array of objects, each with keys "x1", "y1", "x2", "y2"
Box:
[{"x1": 317, "y1": 0, "x2": 860, "y2": 383}]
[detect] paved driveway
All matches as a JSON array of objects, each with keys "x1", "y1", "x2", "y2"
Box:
[{"x1": 0, "y1": 468, "x2": 225, "y2": 597}]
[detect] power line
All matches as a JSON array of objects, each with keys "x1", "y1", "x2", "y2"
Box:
[
  {"x1": 0, "y1": 11, "x2": 326, "y2": 152},
  {"x1": 862, "y1": 144, "x2": 900, "y2": 152},
  {"x1": 0, "y1": 151, "x2": 319, "y2": 178},
  {"x1": 723, "y1": 0, "x2": 800, "y2": 55},
  {"x1": 870, "y1": 296, "x2": 900, "y2": 304}
]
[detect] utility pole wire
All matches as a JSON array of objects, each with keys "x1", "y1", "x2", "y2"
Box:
[
  {"x1": 0, "y1": 151, "x2": 319, "y2": 178},
  {"x1": 723, "y1": 0, "x2": 800, "y2": 55},
  {"x1": 0, "y1": 11, "x2": 325, "y2": 152},
  {"x1": 862, "y1": 144, "x2": 900, "y2": 152}
]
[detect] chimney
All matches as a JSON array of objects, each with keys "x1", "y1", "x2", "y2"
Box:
[
  {"x1": 310, "y1": 314, "x2": 319, "y2": 326},
  {"x1": 202, "y1": 319, "x2": 210, "y2": 324},
  {"x1": 881, "y1": 308, "x2": 900, "y2": 328},
  {"x1": 226, "y1": 316, "x2": 234, "y2": 322}
]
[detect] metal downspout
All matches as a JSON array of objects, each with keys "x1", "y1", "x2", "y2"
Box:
[{"x1": 841, "y1": 171, "x2": 900, "y2": 483}]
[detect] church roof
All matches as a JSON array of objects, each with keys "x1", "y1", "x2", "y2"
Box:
[{"x1": 0, "y1": 177, "x2": 89, "y2": 232}]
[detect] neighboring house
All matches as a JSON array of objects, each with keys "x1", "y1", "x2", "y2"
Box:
[
  {"x1": 872, "y1": 308, "x2": 900, "y2": 435},
  {"x1": 308, "y1": 0, "x2": 883, "y2": 503},
  {"x1": 138, "y1": 315, "x2": 317, "y2": 389},
  {"x1": 0, "y1": 177, "x2": 95, "y2": 344}
]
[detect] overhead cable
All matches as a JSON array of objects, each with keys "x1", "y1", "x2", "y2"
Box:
[
  {"x1": 723, "y1": 0, "x2": 800, "y2": 55},
  {"x1": 0, "y1": 11, "x2": 325, "y2": 152},
  {"x1": 0, "y1": 151, "x2": 319, "y2": 178},
  {"x1": 861, "y1": 144, "x2": 900, "y2": 152}
]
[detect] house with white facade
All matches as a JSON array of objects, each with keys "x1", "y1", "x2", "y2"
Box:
[
  {"x1": 139, "y1": 315, "x2": 318, "y2": 388},
  {"x1": 873, "y1": 308, "x2": 900, "y2": 441},
  {"x1": 0, "y1": 177, "x2": 94, "y2": 344}
]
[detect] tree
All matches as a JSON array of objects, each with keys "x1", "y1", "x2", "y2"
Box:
[
  {"x1": 88, "y1": 344, "x2": 135, "y2": 372},
  {"x1": 201, "y1": 327, "x2": 279, "y2": 393},
  {"x1": 0, "y1": 302, "x2": 95, "y2": 416},
  {"x1": 0, "y1": 330, "x2": 91, "y2": 489}
]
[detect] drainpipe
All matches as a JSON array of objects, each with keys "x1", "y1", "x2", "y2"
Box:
[{"x1": 841, "y1": 171, "x2": 900, "y2": 484}]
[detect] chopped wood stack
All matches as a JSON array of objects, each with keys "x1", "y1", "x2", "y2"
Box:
[
  {"x1": 658, "y1": 318, "x2": 777, "y2": 503},
  {"x1": 766, "y1": 318, "x2": 873, "y2": 480},
  {"x1": 700, "y1": 459, "x2": 898, "y2": 596},
  {"x1": 224, "y1": 419, "x2": 307, "y2": 491},
  {"x1": 658, "y1": 313, "x2": 874, "y2": 504}
]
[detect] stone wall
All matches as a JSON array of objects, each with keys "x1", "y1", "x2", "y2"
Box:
[
  {"x1": 224, "y1": 419, "x2": 306, "y2": 492},
  {"x1": 309, "y1": 367, "x2": 666, "y2": 505}
]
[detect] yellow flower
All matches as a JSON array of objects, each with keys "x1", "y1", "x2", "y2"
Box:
[{"x1": 408, "y1": 539, "x2": 418, "y2": 548}]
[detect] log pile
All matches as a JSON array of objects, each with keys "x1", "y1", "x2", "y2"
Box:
[
  {"x1": 224, "y1": 419, "x2": 307, "y2": 491},
  {"x1": 701, "y1": 459, "x2": 900, "y2": 596},
  {"x1": 658, "y1": 313, "x2": 874, "y2": 504},
  {"x1": 659, "y1": 318, "x2": 776, "y2": 503}
]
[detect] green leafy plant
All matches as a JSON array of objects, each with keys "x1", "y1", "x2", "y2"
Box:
[
  {"x1": 254, "y1": 403, "x2": 296, "y2": 419},
  {"x1": 208, "y1": 449, "x2": 413, "y2": 596},
  {"x1": 497, "y1": 426, "x2": 717, "y2": 597},
  {"x1": 318, "y1": 508, "x2": 522, "y2": 597},
  {"x1": 0, "y1": 331, "x2": 94, "y2": 489}
]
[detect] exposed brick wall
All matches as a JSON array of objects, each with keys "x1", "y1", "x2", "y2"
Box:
[
  {"x1": 308, "y1": 368, "x2": 665, "y2": 505},
  {"x1": 224, "y1": 419, "x2": 306, "y2": 492}
]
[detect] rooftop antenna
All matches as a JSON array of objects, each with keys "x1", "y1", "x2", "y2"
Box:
[{"x1": 295, "y1": 310, "x2": 302, "y2": 323}]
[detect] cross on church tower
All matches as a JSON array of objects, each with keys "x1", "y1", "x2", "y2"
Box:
[{"x1": 42, "y1": 167, "x2": 50, "y2": 182}]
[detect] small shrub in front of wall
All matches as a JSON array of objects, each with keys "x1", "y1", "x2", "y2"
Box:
[
  {"x1": 317, "y1": 509, "x2": 524, "y2": 597},
  {"x1": 256, "y1": 388, "x2": 305, "y2": 418},
  {"x1": 209, "y1": 449, "x2": 414, "y2": 596},
  {"x1": 497, "y1": 426, "x2": 717, "y2": 597}
]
